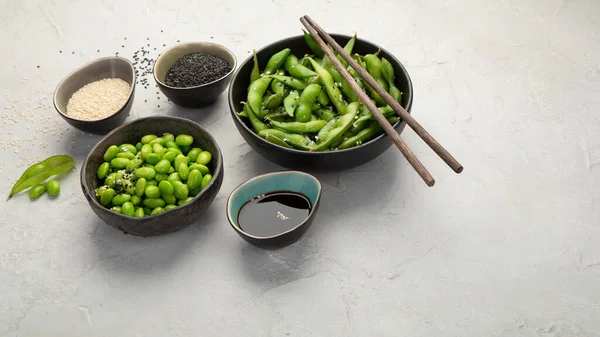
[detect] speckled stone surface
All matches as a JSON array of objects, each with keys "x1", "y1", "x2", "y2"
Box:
[{"x1": 1, "y1": 0, "x2": 599, "y2": 336}]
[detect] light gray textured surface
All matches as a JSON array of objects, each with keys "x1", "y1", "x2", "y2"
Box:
[{"x1": 1, "y1": 0, "x2": 599, "y2": 336}]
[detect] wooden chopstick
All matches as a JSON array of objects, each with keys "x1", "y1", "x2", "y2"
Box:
[
  {"x1": 302, "y1": 15, "x2": 464, "y2": 175},
  {"x1": 300, "y1": 17, "x2": 435, "y2": 187}
]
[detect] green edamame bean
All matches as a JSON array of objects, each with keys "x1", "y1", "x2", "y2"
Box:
[
  {"x1": 116, "y1": 152, "x2": 135, "y2": 160},
  {"x1": 97, "y1": 162, "x2": 110, "y2": 179},
  {"x1": 122, "y1": 179, "x2": 135, "y2": 195},
  {"x1": 265, "y1": 134, "x2": 293, "y2": 148},
  {"x1": 143, "y1": 198, "x2": 165, "y2": 209},
  {"x1": 187, "y1": 148, "x2": 202, "y2": 163},
  {"x1": 303, "y1": 30, "x2": 324, "y2": 57},
  {"x1": 270, "y1": 75, "x2": 307, "y2": 91},
  {"x1": 134, "y1": 167, "x2": 155, "y2": 180},
  {"x1": 165, "y1": 141, "x2": 179, "y2": 150},
  {"x1": 165, "y1": 204, "x2": 177, "y2": 211},
  {"x1": 163, "y1": 194, "x2": 177, "y2": 205},
  {"x1": 104, "y1": 173, "x2": 117, "y2": 188},
  {"x1": 284, "y1": 90, "x2": 300, "y2": 117},
  {"x1": 187, "y1": 170, "x2": 202, "y2": 190},
  {"x1": 111, "y1": 158, "x2": 129, "y2": 169},
  {"x1": 317, "y1": 90, "x2": 329, "y2": 106},
  {"x1": 270, "y1": 120, "x2": 327, "y2": 134},
  {"x1": 188, "y1": 164, "x2": 209, "y2": 175},
  {"x1": 135, "y1": 207, "x2": 145, "y2": 218},
  {"x1": 140, "y1": 144, "x2": 153, "y2": 160},
  {"x1": 178, "y1": 163, "x2": 189, "y2": 181},
  {"x1": 162, "y1": 151, "x2": 177, "y2": 163},
  {"x1": 264, "y1": 93, "x2": 284, "y2": 109},
  {"x1": 264, "y1": 48, "x2": 291, "y2": 75},
  {"x1": 271, "y1": 69, "x2": 287, "y2": 95},
  {"x1": 154, "y1": 159, "x2": 171, "y2": 174},
  {"x1": 135, "y1": 142, "x2": 143, "y2": 151},
  {"x1": 110, "y1": 206, "x2": 122, "y2": 213},
  {"x1": 247, "y1": 77, "x2": 272, "y2": 120},
  {"x1": 313, "y1": 107, "x2": 336, "y2": 122},
  {"x1": 145, "y1": 185, "x2": 161, "y2": 198},
  {"x1": 172, "y1": 181, "x2": 189, "y2": 200},
  {"x1": 103, "y1": 145, "x2": 120, "y2": 161},
  {"x1": 46, "y1": 180, "x2": 60, "y2": 197},
  {"x1": 308, "y1": 58, "x2": 346, "y2": 115},
  {"x1": 314, "y1": 102, "x2": 360, "y2": 150},
  {"x1": 121, "y1": 202, "x2": 135, "y2": 216},
  {"x1": 174, "y1": 154, "x2": 187, "y2": 169},
  {"x1": 168, "y1": 167, "x2": 175, "y2": 174},
  {"x1": 166, "y1": 147, "x2": 182, "y2": 155},
  {"x1": 159, "y1": 180, "x2": 174, "y2": 196},
  {"x1": 200, "y1": 174, "x2": 213, "y2": 190},
  {"x1": 141, "y1": 134, "x2": 157, "y2": 144},
  {"x1": 327, "y1": 67, "x2": 358, "y2": 103},
  {"x1": 338, "y1": 121, "x2": 383, "y2": 150},
  {"x1": 195, "y1": 151, "x2": 212, "y2": 166},
  {"x1": 120, "y1": 144, "x2": 137, "y2": 154},
  {"x1": 258, "y1": 129, "x2": 315, "y2": 150},
  {"x1": 250, "y1": 49, "x2": 260, "y2": 83},
  {"x1": 285, "y1": 54, "x2": 316, "y2": 78},
  {"x1": 111, "y1": 193, "x2": 131, "y2": 206},
  {"x1": 145, "y1": 153, "x2": 161, "y2": 165},
  {"x1": 150, "y1": 207, "x2": 165, "y2": 215},
  {"x1": 131, "y1": 195, "x2": 141, "y2": 206},
  {"x1": 242, "y1": 102, "x2": 268, "y2": 134},
  {"x1": 146, "y1": 179, "x2": 157, "y2": 186},
  {"x1": 135, "y1": 178, "x2": 146, "y2": 197},
  {"x1": 100, "y1": 188, "x2": 115, "y2": 206},
  {"x1": 380, "y1": 57, "x2": 403, "y2": 104},
  {"x1": 364, "y1": 54, "x2": 388, "y2": 91},
  {"x1": 175, "y1": 134, "x2": 194, "y2": 147},
  {"x1": 162, "y1": 133, "x2": 175, "y2": 143},
  {"x1": 167, "y1": 172, "x2": 181, "y2": 184},
  {"x1": 295, "y1": 84, "x2": 322, "y2": 122},
  {"x1": 152, "y1": 143, "x2": 166, "y2": 158},
  {"x1": 150, "y1": 137, "x2": 166, "y2": 146},
  {"x1": 126, "y1": 158, "x2": 143, "y2": 172},
  {"x1": 178, "y1": 197, "x2": 194, "y2": 206},
  {"x1": 29, "y1": 184, "x2": 46, "y2": 200},
  {"x1": 155, "y1": 173, "x2": 168, "y2": 182}
]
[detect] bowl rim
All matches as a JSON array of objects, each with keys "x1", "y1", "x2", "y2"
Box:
[
  {"x1": 227, "y1": 33, "x2": 414, "y2": 155},
  {"x1": 226, "y1": 170, "x2": 322, "y2": 241},
  {"x1": 80, "y1": 115, "x2": 224, "y2": 221},
  {"x1": 153, "y1": 41, "x2": 238, "y2": 90},
  {"x1": 53, "y1": 56, "x2": 136, "y2": 124}
]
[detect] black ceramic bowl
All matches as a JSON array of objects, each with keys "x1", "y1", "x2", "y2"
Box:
[
  {"x1": 228, "y1": 34, "x2": 413, "y2": 171},
  {"x1": 53, "y1": 57, "x2": 136, "y2": 135},
  {"x1": 81, "y1": 116, "x2": 224, "y2": 237},
  {"x1": 154, "y1": 42, "x2": 237, "y2": 108}
]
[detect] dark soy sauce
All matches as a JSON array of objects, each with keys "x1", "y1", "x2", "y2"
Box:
[{"x1": 238, "y1": 191, "x2": 312, "y2": 237}]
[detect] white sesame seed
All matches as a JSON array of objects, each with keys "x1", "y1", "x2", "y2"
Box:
[{"x1": 66, "y1": 78, "x2": 130, "y2": 121}]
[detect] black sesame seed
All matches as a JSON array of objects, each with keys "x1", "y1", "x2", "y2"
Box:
[
  {"x1": 97, "y1": 50, "x2": 100, "y2": 52},
  {"x1": 37, "y1": 65, "x2": 40, "y2": 68},
  {"x1": 72, "y1": 52, "x2": 75, "y2": 54},
  {"x1": 122, "y1": 45, "x2": 125, "y2": 48},
  {"x1": 147, "y1": 38, "x2": 150, "y2": 40},
  {"x1": 158, "y1": 105, "x2": 160, "y2": 107},
  {"x1": 211, "y1": 36, "x2": 214, "y2": 39},
  {"x1": 59, "y1": 50, "x2": 62, "y2": 53},
  {"x1": 161, "y1": 30, "x2": 163, "y2": 32},
  {"x1": 145, "y1": 99, "x2": 147, "y2": 102},
  {"x1": 125, "y1": 37, "x2": 127, "y2": 40},
  {"x1": 163, "y1": 44, "x2": 166, "y2": 46},
  {"x1": 164, "y1": 53, "x2": 231, "y2": 88}
]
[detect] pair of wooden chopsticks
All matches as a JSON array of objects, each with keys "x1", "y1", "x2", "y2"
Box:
[{"x1": 300, "y1": 15, "x2": 463, "y2": 187}]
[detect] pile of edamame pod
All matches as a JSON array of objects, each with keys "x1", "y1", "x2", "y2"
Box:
[
  {"x1": 237, "y1": 32, "x2": 403, "y2": 151},
  {"x1": 95, "y1": 133, "x2": 213, "y2": 217}
]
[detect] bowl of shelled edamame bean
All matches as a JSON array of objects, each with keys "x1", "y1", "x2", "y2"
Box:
[
  {"x1": 80, "y1": 116, "x2": 224, "y2": 237},
  {"x1": 228, "y1": 33, "x2": 413, "y2": 171}
]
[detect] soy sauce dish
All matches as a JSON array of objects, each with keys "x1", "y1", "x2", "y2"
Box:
[{"x1": 226, "y1": 171, "x2": 321, "y2": 249}]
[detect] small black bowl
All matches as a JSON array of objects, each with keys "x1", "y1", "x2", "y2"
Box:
[
  {"x1": 53, "y1": 57, "x2": 135, "y2": 135},
  {"x1": 153, "y1": 42, "x2": 237, "y2": 108},
  {"x1": 81, "y1": 116, "x2": 224, "y2": 237},
  {"x1": 228, "y1": 34, "x2": 413, "y2": 171}
]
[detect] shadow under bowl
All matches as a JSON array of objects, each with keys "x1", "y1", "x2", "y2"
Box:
[
  {"x1": 228, "y1": 34, "x2": 413, "y2": 171},
  {"x1": 153, "y1": 41, "x2": 237, "y2": 108},
  {"x1": 81, "y1": 116, "x2": 224, "y2": 237},
  {"x1": 53, "y1": 56, "x2": 136, "y2": 135},
  {"x1": 226, "y1": 171, "x2": 322, "y2": 249}
]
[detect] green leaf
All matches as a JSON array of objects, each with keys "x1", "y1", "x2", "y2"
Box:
[{"x1": 8, "y1": 155, "x2": 75, "y2": 200}]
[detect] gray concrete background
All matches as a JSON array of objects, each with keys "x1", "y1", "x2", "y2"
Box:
[{"x1": 1, "y1": 0, "x2": 599, "y2": 336}]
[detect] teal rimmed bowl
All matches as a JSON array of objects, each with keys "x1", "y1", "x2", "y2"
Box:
[{"x1": 226, "y1": 171, "x2": 322, "y2": 249}]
